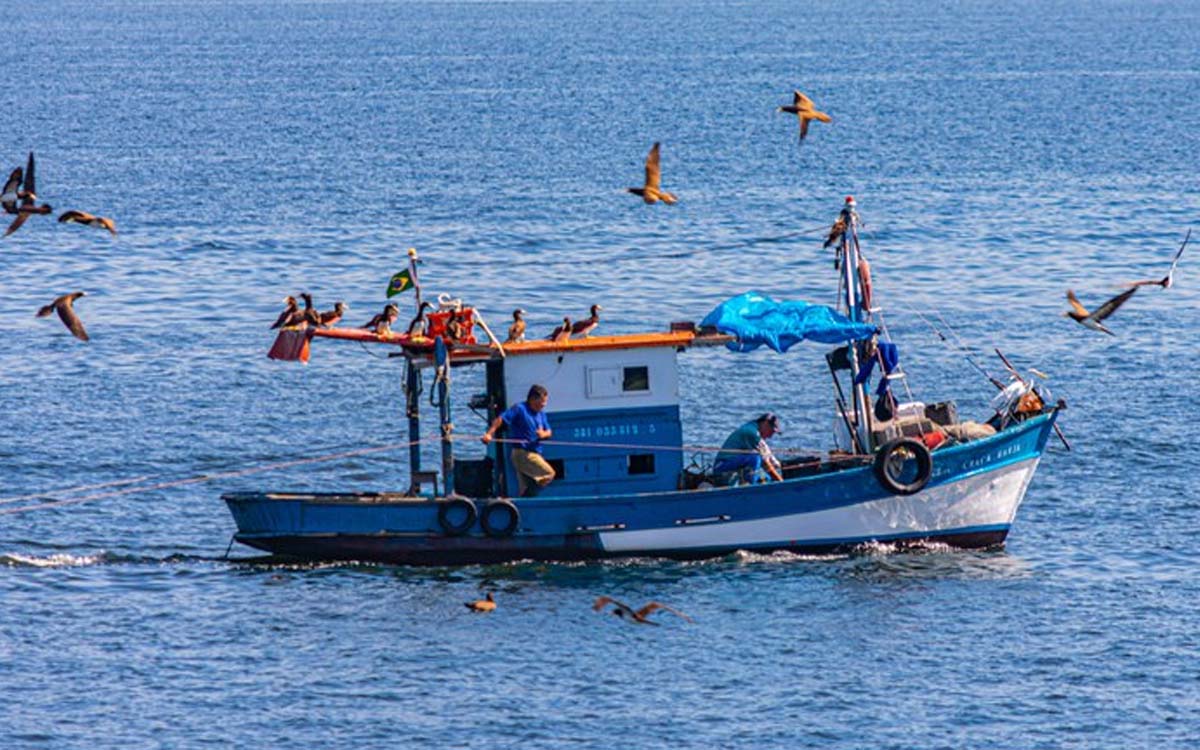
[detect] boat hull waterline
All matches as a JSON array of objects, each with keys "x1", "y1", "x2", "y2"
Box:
[{"x1": 224, "y1": 413, "x2": 1057, "y2": 565}]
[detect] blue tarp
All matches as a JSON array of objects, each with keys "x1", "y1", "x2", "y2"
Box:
[{"x1": 700, "y1": 291, "x2": 878, "y2": 353}]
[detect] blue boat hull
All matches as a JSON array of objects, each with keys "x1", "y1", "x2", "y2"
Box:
[{"x1": 223, "y1": 413, "x2": 1057, "y2": 566}]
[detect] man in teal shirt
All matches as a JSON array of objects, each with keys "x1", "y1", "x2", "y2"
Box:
[{"x1": 713, "y1": 413, "x2": 784, "y2": 485}]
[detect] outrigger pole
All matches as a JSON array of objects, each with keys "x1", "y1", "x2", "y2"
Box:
[
  {"x1": 837, "y1": 197, "x2": 873, "y2": 452},
  {"x1": 404, "y1": 247, "x2": 425, "y2": 495}
]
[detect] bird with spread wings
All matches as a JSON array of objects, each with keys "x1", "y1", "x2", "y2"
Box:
[
  {"x1": 592, "y1": 596, "x2": 692, "y2": 625},
  {"x1": 1064, "y1": 287, "x2": 1137, "y2": 336}
]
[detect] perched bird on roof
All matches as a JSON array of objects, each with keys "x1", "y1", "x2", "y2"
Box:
[
  {"x1": 570, "y1": 305, "x2": 602, "y2": 338},
  {"x1": 58, "y1": 210, "x2": 117, "y2": 236},
  {"x1": 318, "y1": 301, "x2": 348, "y2": 327},
  {"x1": 465, "y1": 592, "x2": 496, "y2": 612},
  {"x1": 1064, "y1": 288, "x2": 1138, "y2": 335},
  {"x1": 36, "y1": 291, "x2": 89, "y2": 342},
  {"x1": 405, "y1": 300, "x2": 434, "y2": 337},
  {"x1": 1126, "y1": 230, "x2": 1190, "y2": 290},
  {"x1": 297, "y1": 292, "x2": 321, "y2": 328},
  {"x1": 592, "y1": 596, "x2": 692, "y2": 625},
  {"x1": 364, "y1": 303, "x2": 400, "y2": 335},
  {"x1": 5, "y1": 152, "x2": 53, "y2": 237},
  {"x1": 270, "y1": 296, "x2": 300, "y2": 329},
  {"x1": 548, "y1": 316, "x2": 572, "y2": 343},
  {"x1": 778, "y1": 90, "x2": 832, "y2": 141},
  {"x1": 627, "y1": 142, "x2": 677, "y2": 205},
  {"x1": 505, "y1": 309, "x2": 526, "y2": 344}
]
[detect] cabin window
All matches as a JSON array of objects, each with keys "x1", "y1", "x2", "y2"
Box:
[
  {"x1": 627, "y1": 454, "x2": 655, "y2": 475},
  {"x1": 547, "y1": 458, "x2": 566, "y2": 480},
  {"x1": 622, "y1": 366, "x2": 650, "y2": 392}
]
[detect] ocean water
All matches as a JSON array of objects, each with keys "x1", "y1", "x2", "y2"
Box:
[{"x1": 3, "y1": 0, "x2": 1199, "y2": 747}]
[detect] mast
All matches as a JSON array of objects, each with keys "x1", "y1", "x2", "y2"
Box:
[
  {"x1": 837, "y1": 196, "x2": 873, "y2": 452},
  {"x1": 433, "y1": 337, "x2": 455, "y2": 497}
]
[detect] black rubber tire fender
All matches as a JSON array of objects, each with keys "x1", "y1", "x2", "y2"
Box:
[
  {"x1": 437, "y1": 497, "x2": 477, "y2": 536},
  {"x1": 873, "y1": 438, "x2": 933, "y2": 496},
  {"x1": 480, "y1": 499, "x2": 520, "y2": 538}
]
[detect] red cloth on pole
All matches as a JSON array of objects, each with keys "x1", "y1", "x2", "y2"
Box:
[{"x1": 268, "y1": 328, "x2": 313, "y2": 363}]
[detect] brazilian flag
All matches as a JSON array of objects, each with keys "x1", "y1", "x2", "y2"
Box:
[{"x1": 387, "y1": 269, "x2": 414, "y2": 297}]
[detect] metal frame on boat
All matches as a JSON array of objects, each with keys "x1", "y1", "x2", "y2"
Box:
[{"x1": 225, "y1": 199, "x2": 1062, "y2": 565}]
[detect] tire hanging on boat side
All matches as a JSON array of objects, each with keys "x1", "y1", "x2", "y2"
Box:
[
  {"x1": 873, "y1": 438, "x2": 933, "y2": 495},
  {"x1": 480, "y1": 499, "x2": 520, "y2": 538},
  {"x1": 437, "y1": 497, "x2": 477, "y2": 536}
]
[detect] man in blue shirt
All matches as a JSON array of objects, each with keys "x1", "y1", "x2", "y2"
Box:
[
  {"x1": 481, "y1": 384, "x2": 556, "y2": 497},
  {"x1": 712, "y1": 413, "x2": 784, "y2": 485}
]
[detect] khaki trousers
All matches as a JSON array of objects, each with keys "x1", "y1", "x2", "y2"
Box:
[{"x1": 511, "y1": 448, "x2": 556, "y2": 496}]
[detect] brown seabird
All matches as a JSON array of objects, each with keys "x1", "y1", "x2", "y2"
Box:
[
  {"x1": 317, "y1": 301, "x2": 348, "y2": 327},
  {"x1": 36, "y1": 291, "x2": 89, "y2": 342},
  {"x1": 58, "y1": 210, "x2": 117, "y2": 236},
  {"x1": 505, "y1": 309, "x2": 526, "y2": 343},
  {"x1": 548, "y1": 316, "x2": 572, "y2": 343},
  {"x1": 570, "y1": 305, "x2": 602, "y2": 337},
  {"x1": 778, "y1": 90, "x2": 832, "y2": 141},
  {"x1": 592, "y1": 596, "x2": 692, "y2": 625},
  {"x1": 5, "y1": 152, "x2": 53, "y2": 237},
  {"x1": 1064, "y1": 287, "x2": 1138, "y2": 335},
  {"x1": 464, "y1": 593, "x2": 496, "y2": 612},
  {"x1": 270, "y1": 296, "x2": 300, "y2": 329},
  {"x1": 627, "y1": 142, "x2": 677, "y2": 205}
]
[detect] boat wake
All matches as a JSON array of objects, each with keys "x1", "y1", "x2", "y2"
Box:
[{"x1": 1, "y1": 552, "x2": 111, "y2": 568}]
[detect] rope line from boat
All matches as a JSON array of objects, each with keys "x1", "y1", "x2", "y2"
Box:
[
  {"x1": 0, "y1": 476, "x2": 154, "y2": 506},
  {"x1": 0, "y1": 436, "x2": 444, "y2": 517},
  {"x1": 893, "y1": 299, "x2": 1007, "y2": 389},
  {"x1": 477, "y1": 435, "x2": 839, "y2": 458}
]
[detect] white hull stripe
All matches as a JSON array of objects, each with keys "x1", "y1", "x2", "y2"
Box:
[{"x1": 598, "y1": 457, "x2": 1040, "y2": 553}]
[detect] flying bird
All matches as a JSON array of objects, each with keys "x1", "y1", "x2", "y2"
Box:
[
  {"x1": 627, "y1": 142, "x2": 677, "y2": 205},
  {"x1": 317, "y1": 301, "x2": 348, "y2": 327},
  {"x1": 1064, "y1": 287, "x2": 1138, "y2": 335},
  {"x1": 465, "y1": 592, "x2": 496, "y2": 612},
  {"x1": 270, "y1": 296, "x2": 300, "y2": 329},
  {"x1": 778, "y1": 90, "x2": 832, "y2": 141},
  {"x1": 548, "y1": 316, "x2": 572, "y2": 343},
  {"x1": 406, "y1": 300, "x2": 434, "y2": 337},
  {"x1": 1, "y1": 168, "x2": 21, "y2": 213},
  {"x1": 592, "y1": 596, "x2": 692, "y2": 625},
  {"x1": 36, "y1": 291, "x2": 89, "y2": 342},
  {"x1": 570, "y1": 305, "x2": 602, "y2": 337},
  {"x1": 5, "y1": 152, "x2": 53, "y2": 237},
  {"x1": 58, "y1": 210, "x2": 117, "y2": 236},
  {"x1": 505, "y1": 308, "x2": 526, "y2": 343},
  {"x1": 1126, "y1": 230, "x2": 1190, "y2": 289}
]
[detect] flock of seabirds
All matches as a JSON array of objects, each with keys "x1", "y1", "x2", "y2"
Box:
[
  {"x1": 10, "y1": 89, "x2": 1192, "y2": 345},
  {"x1": 268, "y1": 292, "x2": 601, "y2": 346},
  {"x1": 8, "y1": 90, "x2": 1193, "y2": 622}
]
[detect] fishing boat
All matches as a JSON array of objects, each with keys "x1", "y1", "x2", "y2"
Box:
[{"x1": 224, "y1": 198, "x2": 1063, "y2": 565}]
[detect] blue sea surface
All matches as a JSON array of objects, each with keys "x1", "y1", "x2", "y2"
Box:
[{"x1": 3, "y1": 1, "x2": 1199, "y2": 747}]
